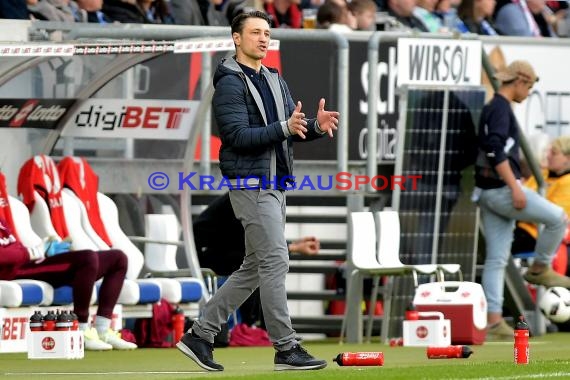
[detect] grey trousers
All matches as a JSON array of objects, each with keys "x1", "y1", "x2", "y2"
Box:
[{"x1": 191, "y1": 189, "x2": 297, "y2": 351}]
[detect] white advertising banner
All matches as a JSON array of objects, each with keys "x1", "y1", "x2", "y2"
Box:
[
  {"x1": 483, "y1": 41, "x2": 570, "y2": 140},
  {"x1": 397, "y1": 38, "x2": 482, "y2": 86},
  {"x1": 61, "y1": 99, "x2": 199, "y2": 140}
]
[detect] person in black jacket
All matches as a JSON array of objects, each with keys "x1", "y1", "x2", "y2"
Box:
[{"x1": 176, "y1": 10, "x2": 338, "y2": 372}]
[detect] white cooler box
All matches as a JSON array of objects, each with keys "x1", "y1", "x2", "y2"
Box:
[
  {"x1": 27, "y1": 331, "x2": 84, "y2": 360},
  {"x1": 403, "y1": 311, "x2": 451, "y2": 347},
  {"x1": 413, "y1": 281, "x2": 487, "y2": 345}
]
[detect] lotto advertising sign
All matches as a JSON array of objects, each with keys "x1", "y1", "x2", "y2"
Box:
[
  {"x1": 0, "y1": 99, "x2": 73, "y2": 129},
  {"x1": 61, "y1": 99, "x2": 199, "y2": 140}
]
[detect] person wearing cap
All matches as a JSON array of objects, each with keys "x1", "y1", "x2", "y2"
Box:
[{"x1": 474, "y1": 60, "x2": 570, "y2": 341}]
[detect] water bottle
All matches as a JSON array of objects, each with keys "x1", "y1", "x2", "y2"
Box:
[
  {"x1": 29, "y1": 311, "x2": 44, "y2": 332},
  {"x1": 172, "y1": 305, "x2": 185, "y2": 346},
  {"x1": 56, "y1": 310, "x2": 73, "y2": 331},
  {"x1": 42, "y1": 310, "x2": 56, "y2": 331},
  {"x1": 333, "y1": 352, "x2": 384, "y2": 366},
  {"x1": 427, "y1": 345, "x2": 473, "y2": 359},
  {"x1": 405, "y1": 303, "x2": 419, "y2": 320},
  {"x1": 70, "y1": 311, "x2": 79, "y2": 331},
  {"x1": 514, "y1": 316, "x2": 529, "y2": 365}
]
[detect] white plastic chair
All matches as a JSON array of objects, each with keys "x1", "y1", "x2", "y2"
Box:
[
  {"x1": 341, "y1": 211, "x2": 445, "y2": 344},
  {"x1": 140, "y1": 212, "x2": 208, "y2": 304},
  {"x1": 29, "y1": 191, "x2": 60, "y2": 241},
  {"x1": 96, "y1": 192, "x2": 144, "y2": 280},
  {"x1": 375, "y1": 211, "x2": 462, "y2": 281},
  {"x1": 96, "y1": 193, "x2": 180, "y2": 300},
  {"x1": 144, "y1": 213, "x2": 180, "y2": 272},
  {"x1": 63, "y1": 188, "x2": 110, "y2": 250}
]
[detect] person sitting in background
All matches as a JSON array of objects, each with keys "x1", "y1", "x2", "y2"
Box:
[
  {"x1": 456, "y1": 0, "x2": 498, "y2": 34},
  {"x1": 316, "y1": 0, "x2": 356, "y2": 30},
  {"x1": 348, "y1": 0, "x2": 378, "y2": 30},
  {"x1": 102, "y1": 0, "x2": 151, "y2": 23},
  {"x1": 512, "y1": 136, "x2": 570, "y2": 275},
  {"x1": 385, "y1": 0, "x2": 430, "y2": 30},
  {"x1": 74, "y1": 0, "x2": 110, "y2": 23},
  {"x1": 434, "y1": 0, "x2": 465, "y2": 31},
  {"x1": 138, "y1": 0, "x2": 175, "y2": 23},
  {"x1": 264, "y1": 0, "x2": 303, "y2": 28},
  {"x1": 27, "y1": 0, "x2": 75, "y2": 21},
  {"x1": 194, "y1": 192, "x2": 320, "y2": 327},
  {"x1": 494, "y1": 0, "x2": 542, "y2": 36},
  {"x1": 0, "y1": 220, "x2": 137, "y2": 351},
  {"x1": 413, "y1": 0, "x2": 444, "y2": 31},
  {"x1": 546, "y1": 0, "x2": 568, "y2": 34},
  {"x1": 527, "y1": 0, "x2": 557, "y2": 36},
  {"x1": 170, "y1": 0, "x2": 248, "y2": 26}
]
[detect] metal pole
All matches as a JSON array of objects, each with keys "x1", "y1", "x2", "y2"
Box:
[
  {"x1": 344, "y1": 192, "x2": 365, "y2": 343},
  {"x1": 200, "y1": 52, "x2": 212, "y2": 176},
  {"x1": 366, "y1": 32, "x2": 380, "y2": 192},
  {"x1": 431, "y1": 88, "x2": 449, "y2": 264}
]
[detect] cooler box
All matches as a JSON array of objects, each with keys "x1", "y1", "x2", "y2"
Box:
[
  {"x1": 27, "y1": 330, "x2": 84, "y2": 359},
  {"x1": 403, "y1": 311, "x2": 451, "y2": 347},
  {"x1": 413, "y1": 281, "x2": 487, "y2": 345}
]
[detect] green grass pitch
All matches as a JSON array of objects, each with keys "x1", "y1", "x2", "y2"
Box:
[{"x1": 2, "y1": 334, "x2": 570, "y2": 379}]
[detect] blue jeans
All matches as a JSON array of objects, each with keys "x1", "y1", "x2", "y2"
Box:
[{"x1": 478, "y1": 186, "x2": 566, "y2": 313}]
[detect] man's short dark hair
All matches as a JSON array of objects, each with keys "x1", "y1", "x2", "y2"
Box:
[{"x1": 231, "y1": 11, "x2": 272, "y2": 34}]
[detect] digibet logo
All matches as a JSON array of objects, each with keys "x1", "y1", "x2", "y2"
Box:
[{"x1": 75, "y1": 105, "x2": 190, "y2": 131}]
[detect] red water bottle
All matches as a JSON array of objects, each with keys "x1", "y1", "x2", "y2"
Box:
[
  {"x1": 427, "y1": 345, "x2": 473, "y2": 359},
  {"x1": 172, "y1": 306, "x2": 185, "y2": 346},
  {"x1": 29, "y1": 311, "x2": 44, "y2": 332},
  {"x1": 70, "y1": 311, "x2": 79, "y2": 331},
  {"x1": 56, "y1": 310, "x2": 73, "y2": 331},
  {"x1": 333, "y1": 352, "x2": 384, "y2": 366},
  {"x1": 405, "y1": 303, "x2": 419, "y2": 320},
  {"x1": 514, "y1": 316, "x2": 529, "y2": 365},
  {"x1": 42, "y1": 310, "x2": 56, "y2": 331}
]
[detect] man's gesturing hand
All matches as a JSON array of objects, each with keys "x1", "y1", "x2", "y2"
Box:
[
  {"x1": 316, "y1": 98, "x2": 339, "y2": 138},
  {"x1": 287, "y1": 101, "x2": 308, "y2": 139}
]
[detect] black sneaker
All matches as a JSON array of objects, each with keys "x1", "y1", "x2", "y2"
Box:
[
  {"x1": 176, "y1": 331, "x2": 224, "y2": 371},
  {"x1": 274, "y1": 345, "x2": 327, "y2": 371}
]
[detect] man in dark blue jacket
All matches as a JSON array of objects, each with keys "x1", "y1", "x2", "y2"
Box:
[{"x1": 176, "y1": 10, "x2": 338, "y2": 372}]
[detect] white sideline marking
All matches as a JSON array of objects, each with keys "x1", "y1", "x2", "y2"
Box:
[
  {"x1": 3, "y1": 371, "x2": 205, "y2": 376},
  {"x1": 444, "y1": 372, "x2": 570, "y2": 380}
]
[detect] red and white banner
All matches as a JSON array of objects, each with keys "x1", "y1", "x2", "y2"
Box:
[{"x1": 61, "y1": 99, "x2": 199, "y2": 140}]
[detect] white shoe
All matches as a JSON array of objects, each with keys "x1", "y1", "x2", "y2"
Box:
[
  {"x1": 84, "y1": 328, "x2": 113, "y2": 351},
  {"x1": 100, "y1": 329, "x2": 137, "y2": 350}
]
